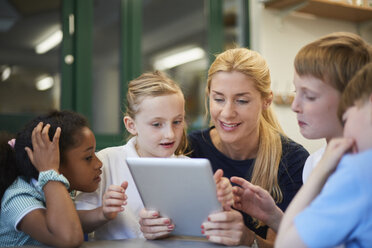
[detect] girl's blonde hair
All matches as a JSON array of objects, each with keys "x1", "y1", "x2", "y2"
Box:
[
  {"x1": 206, "y1": 48, "x2": 285, "y2": 203},
  {"x1": 124, "y1": 71, "x2": 188, "y2": 155}
]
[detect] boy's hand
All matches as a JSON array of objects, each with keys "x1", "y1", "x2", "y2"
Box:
[
  {"x1": 139, "y1": 208, "x2": 174, "y2": 239},
  {"x1": 214, "y1": 169, "x2": 233, "y2": 210},
  {"x1": 318, "y1": 137, "x2": 355, "y2": 176},
  {"x1": 102, "y1": 181, "x2": 128, "y2": 220},
  {"x1": 25, "y1": 122, "x2": 61, "y2": 172},
  {"x1": 231, "y1": 176, "x2": 283, "y2": 232}
]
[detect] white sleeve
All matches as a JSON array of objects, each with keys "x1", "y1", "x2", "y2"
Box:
[{"x1": 302, "y1": 146, "x2": 326, "y2": 183}]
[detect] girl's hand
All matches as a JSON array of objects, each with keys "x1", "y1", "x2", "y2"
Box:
[
  {"x1": 25, "y1": 122, "x2": 61, "y2": 172},
  {"x1": 139, "y1": 208, "x2": 174, "y2": 239},
  {"x1": 214, "y1": 169, "x2": 233, "y2": 210},
  {"x1": 201, "y1": 209, "x2": 245, "y2": 246},
  {"x1": 231, "y1": 176, "x2": 283, "y2": 232},
  {"x1": 102, "y1": 181, "x2": 128, "y2": 220}
]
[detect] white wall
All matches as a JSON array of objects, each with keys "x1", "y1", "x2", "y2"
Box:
[{"x1": 250, "y1": 1, "x2": 372, "y2": 153}]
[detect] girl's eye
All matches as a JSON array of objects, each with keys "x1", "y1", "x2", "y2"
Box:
[
  {"x1": 85, "y1": 156, "x2": 93, "y2": 161},
  {"x1": 173, "y1": 120, "x2": 183, "y2": 125},
  {"x1": 152, "y1": 122, "x2": 161, "y2": 127}
]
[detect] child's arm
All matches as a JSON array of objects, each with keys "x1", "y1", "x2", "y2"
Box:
[
  {"x1": 214, "y1": 169, "x2": 234, "y2": 211},
  {"x1": 276, "y1": 137, "x2": 354, "y2": 248},
  {"x1": 21, "y1": 122, "x2": 84, "y2": 247},
  {"x1": 231, "y1": 176, "x2": 283, "y2": 233},
  {"x1": 78, "y1": 182, "x2": 128, "y2": 234}
]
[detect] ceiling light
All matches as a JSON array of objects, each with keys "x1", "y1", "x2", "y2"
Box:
[
  {"x1": 154, "y1": 47, "x2": 205, "y2": 70},
  {"x1": 35, "y1": 30, "x2": 63, "y2": 54},
  {"x1": 36, "y1": 76, "x2": 54, "y2": 91},
  {"x1": 1, "y1": 66, "x2": 11, "y2": 81}
]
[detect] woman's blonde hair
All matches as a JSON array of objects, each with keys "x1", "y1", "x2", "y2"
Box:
[
  {"x1": 206, "y1": 47, "x2": 285, "y2": 203},
  {"x1": 124, "y1": 71, "x2": 188, "y2": 155}
]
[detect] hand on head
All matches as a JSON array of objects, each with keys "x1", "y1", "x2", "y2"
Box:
[
  {"x1": 214, "y1": 169, "x2": 234, "y2": 210},
  {"x1": 102, "y1": 181, "x2": 128, "y2": 220},
  {"x1": 201, "y1": 209, "x2": 244, "y2": 246},
  {"x1": 139, "y1": 208, "x2": 174, "y2": 239},
  {"x1": 231, "y1": 176, "x2": 283, "y2": 232},
  {"x1": 25, "y1": 122, "x2": 61, "y2": 173}
]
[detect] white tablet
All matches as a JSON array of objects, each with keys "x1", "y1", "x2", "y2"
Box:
[{"x1": 126, "y1": 157, "x2": 222, "y2": 237}]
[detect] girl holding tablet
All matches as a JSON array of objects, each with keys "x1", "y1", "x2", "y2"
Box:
[{"x1": 75, "y1": 71, "x2": 233, "y2": 240}]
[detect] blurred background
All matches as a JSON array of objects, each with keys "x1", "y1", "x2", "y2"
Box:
[{"x1": 1, "y1": 0, "x2": 371, "y2": 152}]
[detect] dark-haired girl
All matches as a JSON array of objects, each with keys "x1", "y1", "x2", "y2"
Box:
[{"x1": 0, "y1": 111, "x2": 127, "y2": 247}]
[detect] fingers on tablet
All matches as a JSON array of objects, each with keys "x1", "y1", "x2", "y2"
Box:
[
  {"x1": 140, "y1": 217, "x2": 171, "y2": 226},
  {"x1": 143, "y1": 231, "x2": 171, "y2": 240},
  {"x1": 139, "y1": 209, "x2": 160, "y2": 218},
  {"x1": 140, "y1": 218, "x2": 175, "y2": 239}
]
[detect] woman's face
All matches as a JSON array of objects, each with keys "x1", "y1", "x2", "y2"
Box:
[
  {"x1": 209, "y1": 71, "x2": 267, "y2": 145},
  {"x1": 291, "y1": 72, "x2": 343, "y2": 141},
  {"x1": 59, "y1": 127, "x2": 102, "y2": 192}
]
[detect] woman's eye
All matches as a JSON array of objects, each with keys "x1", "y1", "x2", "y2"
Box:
[
  {"x1": 85, "y1": 156, "x2": 93, "y2": 161},
  {"x1": 236, "y1": 99, "x2": 248, "y2": 104},
  {"x1": 152, "y1": 123, "x2": 161, "y2": 127},
  {"x1": 213, "y1": 98, "x2": 224, "y2": 103}
]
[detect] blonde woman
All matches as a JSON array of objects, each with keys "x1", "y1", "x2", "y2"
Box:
[{"x1": 188, "y1": 48, "x2": 309, "y2": 247}]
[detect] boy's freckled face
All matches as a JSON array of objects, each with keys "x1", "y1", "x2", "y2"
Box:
[
  {"x1": 132, "y1": 93, "x2": 185, "y2": 158},
  {"x1": 291, "y1": 72, "x2": 343, "y2": 141},
  {"x1": 343, "y1": 97, "x2": 372, "y2": 153},
  {"x1": 59, "y1": 127, "x2": 103, "y2": 192}
]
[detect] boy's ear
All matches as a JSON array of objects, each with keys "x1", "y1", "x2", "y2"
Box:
[{"x1": 123, "y1": 116, "x2": 137, "y2": 135}]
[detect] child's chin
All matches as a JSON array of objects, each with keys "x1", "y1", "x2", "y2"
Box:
[
  {"x1": 156, "y1": 151, "x2": 176, "y2": 158},
  {"x1": 83, "y1": 184, "x2": 100, "y2": 193},
  {"x1": 87, "y1": 187, "x2": 99, "y2": 193}
]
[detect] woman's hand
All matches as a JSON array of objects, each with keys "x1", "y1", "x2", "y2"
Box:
[
  {"x1": 25, "y1": 122, "x2": 61, "y2": 172},
  {"x1": 201, "y1": 209, "x2": 245, "y2": 246},
  {"x1": 231, "y1": 176, "x2": 283, "y2": 232},
  {"x1": 139, "y1": 208, "x2": 174, "y2": 239},
  {"x1": 102, "y1": 181, "x2": 128, "y2": 220},
  {"x1": 214, "y1": 169, "x2": 234, "y2": 210}
]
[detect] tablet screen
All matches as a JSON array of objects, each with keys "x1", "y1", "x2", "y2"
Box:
[{"x1": 126, "y1": 157, "x2": 222, "y2": 237}]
